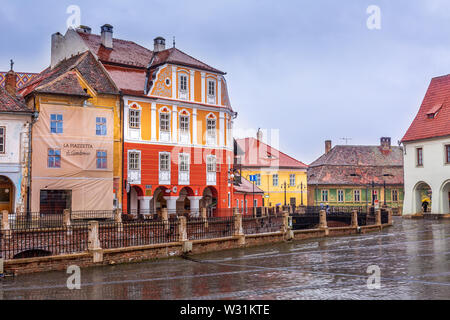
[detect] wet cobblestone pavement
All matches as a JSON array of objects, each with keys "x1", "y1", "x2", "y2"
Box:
[{"x1": 1, "y1": 217, "x2": 449, "y2": 300}]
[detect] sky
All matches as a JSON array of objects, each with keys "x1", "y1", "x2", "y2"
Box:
[{"x1": 1, "y1": 0, "x2": 450, "y2": 164}]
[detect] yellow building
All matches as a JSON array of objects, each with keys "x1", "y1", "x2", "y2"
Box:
[{"x1": 236, "y1": 135, "x2": 308, "y2": 208}]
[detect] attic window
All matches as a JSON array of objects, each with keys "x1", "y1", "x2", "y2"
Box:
[
  {"x1": 349, "y1": 173, "x2": 359, "y2": 177},
  {"x1": 426, "y1": 104, "x2": 442, "y2": 119}
]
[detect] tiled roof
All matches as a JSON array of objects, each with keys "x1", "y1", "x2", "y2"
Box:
[
  {"x1": 20, "y1": 51, "x2": 119, "y2": 98},
  {"x1": 0, "y1": 72, "x2": 37, "y2": 89},
  {"x1": 151, "y1": 47, "x2": 225, "y2": 74},
  {"x1": 308, "y1": 145, "x2": 404, "y2": 186},
  {"x1": 234, "y1": 176, "x2": 265, "y2": 194},
  {"x1": 402, "y1": 74, "x2": 450, "y2": 142},
  {"x1": 236, "y1": 137, "x2": 308, "y2": 169},
  {"x1": 77, "y1": 32, "x2": 153, "y2": 68},
  {"x1": 0, "y1": 85, "x2": 32, "y2": 113}
]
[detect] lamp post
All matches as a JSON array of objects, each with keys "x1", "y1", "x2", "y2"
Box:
[
  {"x1": 371, "y1": 180, "x2": 375, "y2": 206},
  {"x1": 383, "y1": 180, "x2": 386, "y2": 206},
  {"x1": 282, "y1": 181, "x2": 287, "y2": 206},
  {"x1": 300, "y1": 182, "x2": 304, "y2": 206}
]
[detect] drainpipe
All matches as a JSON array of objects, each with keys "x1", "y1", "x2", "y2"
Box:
[{"x1": 120, "y1": 93, "x2": 125, "y2": 213}]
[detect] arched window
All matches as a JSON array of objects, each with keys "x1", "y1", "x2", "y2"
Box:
[
  {"x1": 179, "y1": 109, "x2": 190, "y2": 144},
  {"x1": 159, "y1": 107, "x2": 171, "y2": 142},
  {"x1": 206, "y1": 113, "x2": 216, "y2": 146}
]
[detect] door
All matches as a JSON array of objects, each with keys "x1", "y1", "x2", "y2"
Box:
[{"x1": 0, "y1": 177, "x2": 13, "y2": 213}]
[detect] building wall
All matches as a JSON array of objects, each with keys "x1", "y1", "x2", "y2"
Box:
[
  {"x1": 0, "y1": 113, "x2": 31, "y2": 213},
  {"x1": 233, "y1": 192, "x2": 263, "y2": 215},
  {"x1": 30, "y1": 95, "x2": 116, "y2": 212},
  {"x1": 307, "y1": 184, "x2": 404, "y2": 208},
  {"x1": 403, "y1": 136, "x2": 450, "y2": 214},
  {"x1": 240, "y1": 168, "x2": 307, "y2": 207}
]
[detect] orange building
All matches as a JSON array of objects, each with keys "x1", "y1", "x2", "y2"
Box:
[{"x1": 48, "y1": 25, "x2": 236, "y2": 216}]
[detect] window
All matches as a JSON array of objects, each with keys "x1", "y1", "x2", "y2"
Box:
[
  {"x1": 160, "y1": 153, "x2": 170, "y2": 172},
  {"x1": 207, "y1": 156, "x2": 216, "y2": 173},
  {"x1": 0, "y1": 127, "x2": 5, "y2": 154},
  {"x1": 179, "y1": 74, "x2": 188, "y2": 92},
  {"x1": 179, "y1": 154, "x2": 189, "y2": 172},
  {"x1": 289, "y1": 174, "x2": 296, "y2": 187},
  {"x1": 206, "y1": 155, "x2": 217, "y2": 185},
  {"x1": 160, "y1": 112, "x2": 170, "y2": 132},
  {"x1": 48, "y1": 148, "x2": 61, "y2": 168},
  {"x1": 354, "y1": 190, "x2": 361, "y2": 202},
  {"x1": 129, "y1": 152, "x2": 140, "y2": 170},
  {"x1": 254, "y1": 199, "x2": 258, "y2": 208},
  {"x1": 321, "y1": 190, "x2": 328, "y2": 202},
  {"x1": 50, "y1": 114, "x2": 63, "y2": 134},
  {"x1": 96, "y1": 117, "x2": 107, "y2": 136},
  {"x1": 228, "y1": 192, "x2": 231, "y2": 208},
  {"x1": 417, "y1": 147, "x2": 423, "y2": 166},
  {"x1": 273, "y1": 174, "x2": 279, "y2": 187},
  {"x1": 236, "y1": 199, "x2": 239, "y2": 209},
  {"x1": 180, "y1": 115, "x2": 189, "y2": 133},
  {"x1": 207, "y1": 118, "x2": 216, "y2": 145},
  {"x1": 446, "y1": 145, "x2": 450, "y2": 164},
  {"x1": 255, "y1": 174, "x2": 261, "y2": 186},
  {"x1": 372, "y1": 190, "x2": 378, "y2": 201},
  {"x1": 178, "y1": 153, "x2": 189, "y2": 185},
  {"x1": 96, "y1": 151, "x2": 107, "y2": 169},
  {"x1": 338, "y1": 190, "x2": 344, "y2": 202},
  {"x1": 129, "y1": 109, "x2": 140, "y2": 129},
  {"x1": 208, "y1": 80, "x2": 215, "y2": 97},
  {"x1": 392, "y1": 189, "x2": 398, "y2": 202}
]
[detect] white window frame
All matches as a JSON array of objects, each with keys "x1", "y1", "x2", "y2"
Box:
[
  {"x1": 206, "y1": 115, "x2": 217, "y2": 146},
  {"x1": 337, "y1": 189, "x2": 344, "y2": 203},
  {"x1": 354, "y1": 189, "x2": 361, "y2": 202},
  {"x1": 129, "y1": 109, "x2": 140, "y2": 129},
  {"x1": 128, "y1": 150, "x2": 141, "y2": 184},
  {"x1": 392, "y1": 189, "x2": 398, "y2": 202},
  {"x1": 179, "y1": 112, "x2": 190, "y2": 144},
  {"x1": 321, "y1": 190, "x2": 329, "y2": 202},
  {"x1": 272, "y1": 174, "x2": 278, "y2": 187},
  {"x1": 206, "y1": 155, "x2": 217, "y2": 185},
  {"x1": 207, "y1": 79, "x2": 216, "y2": 104},
  {"x1": 255, "y1": 174, "x2": 261, "y2": 186},
  {"x1": 289, "y1": 174, "x2": 296, "y2": 187},
  {"x1": 159, "y1": 152, "x2": 171, "y2": 185},
  {"x1": 178, "y1": 153, "x2": 190, "y2": 185},
  {"x1": 178, "y1": 73, "x2": 188, "y2": 100},
  {"x1": 159, "y1": 109, "x2": 171, "y2": 142}
]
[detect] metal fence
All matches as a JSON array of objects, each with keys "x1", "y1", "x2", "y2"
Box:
[
  {"x1": 98, "y1": 220, "x2": 180, "y2": 249},
  {"x1": 8, "y1": 213, "x2": 64, "y2": 230},
  {"x1": 186, "y1": 216, "x2": 234, "y2": 240},
  {"x1": 0, "y1": 224, "x2": 89, "y2": 260}
]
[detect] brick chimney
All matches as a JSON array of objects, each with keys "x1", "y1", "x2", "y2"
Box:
[
  {"x1": 101, "y1": 24, "x2": 113, "y2": 49},
  {"x1": 380, "y1": 137, "x2": 391, "y2": 150},
  {"x1": 154, "y1": 37, "x2": 166, "y2": 52},
  {"x1": 325, "y1": 140, "x2": 332, "y2": 154},
  {"x1": 5, "y1": 68, "x2": 17, "y2": 97}
]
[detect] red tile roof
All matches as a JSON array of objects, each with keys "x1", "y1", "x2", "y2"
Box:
[
  {"x1": 234, "y1": 176, "x2": 265, "y2": 194},
  {"x1": 0, "y1": 85, "x2": 32, "y2": 113},
  {"x1": 308, "y1": 145, "x2": 404, "y2": 186},
  {"x1": 402, "y1": 74, "x2": 450, "y2": 142},
  {"x1": 19, "y1": 51, "x2": 119, "y2": 98},
  {"x1": 236, "y1": 137, "x2": 308, "y2": 169}
]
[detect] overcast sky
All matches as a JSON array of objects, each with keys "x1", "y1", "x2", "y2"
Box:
[{"x1": 1, "y1": 0, "x2": 449, "y2": 163}]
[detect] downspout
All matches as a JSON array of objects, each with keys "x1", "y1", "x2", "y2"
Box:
[{"x1": 120, "y1": 93, "x2": 125, "y2": 213}]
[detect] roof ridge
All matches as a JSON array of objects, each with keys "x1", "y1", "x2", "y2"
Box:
[{"x1": 169, "y1": 47, "x2": 224, "y2": 74}]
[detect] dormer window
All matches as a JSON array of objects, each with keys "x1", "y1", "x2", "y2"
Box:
[{"x1": 426, "y1": 104, "x2": 442, "y2": 119}]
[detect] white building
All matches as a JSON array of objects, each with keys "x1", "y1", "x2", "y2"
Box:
[
  {"x1": 402, "y1": 74, "x2": 450, "y2": 216},
  {"x1": 0, "y1": 69, "x2": 34, "y2": 214}
]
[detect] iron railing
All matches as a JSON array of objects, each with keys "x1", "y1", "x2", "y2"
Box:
[{"x1": 186, "y1": 216, "x2": 234, "y2": 240}]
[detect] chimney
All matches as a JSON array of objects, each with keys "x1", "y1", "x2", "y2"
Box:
[
  {"x1": 154, "y1": 37, "x2": 166, "y2": 52},
  {"x1": 256, "y1": 128, "x2": 263, "y2": 142},
  {"x1": 101, "y1": 24, "x2": 113, "y2": 49},
  {"x1": 380, "y1": 137, "x2": 391, "y2": 150},
  {"x1": 77, "y1": 25, "x2": 92, "y2": 34},
  {"x1": 325, "y1": 140, "x2": 332, "y2": 154},
  {"x1": 5, "y1": 64, "x2": 17, "y2": 97}
]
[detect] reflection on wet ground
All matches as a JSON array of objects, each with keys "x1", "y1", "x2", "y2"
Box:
[{"x1": 1, "y1": 217, "x2": 449, "y2": 299}]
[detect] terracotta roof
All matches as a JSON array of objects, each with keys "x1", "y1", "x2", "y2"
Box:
[
  {"x1": 104, "y1": 64, "x2": 146, "y2": 94},
  {"x1": 77, "y1": 32, "x2": 153, "y2": 68},
  {"x1": 20, "y1": 51, "x2": 119, "y2": 98},
  {"x1": 151, "y1": 47, "x2": 225, "y2": 74},
  {"x1": 236, "y1": 137, "x2": 308, "y2": 169},
  {"x1": 0, "y1": 85, "x2": 32, "y2": 113},
  {"x1": 402, "y1": 74, "x2": 450, "y2": 142},
  {"x1": 308, "y1": 145, "x2": 404, "y2": 186},
  {"x1": 0, "y1": 72, "x2": 37, "y2": 89},
  {"x1": 234, "y1": 176, "x2": 265, "y2": 194}
]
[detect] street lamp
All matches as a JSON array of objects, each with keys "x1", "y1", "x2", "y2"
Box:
[
  {"x1": 282, "y1": 181, "x2": 288, "y2": 206},
  {"x1": 300, "y1": 181, "x2": 305, "y2": 206}
]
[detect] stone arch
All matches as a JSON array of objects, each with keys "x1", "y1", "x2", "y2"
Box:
[
  {"x1": 439, "y1": 179, "x2": 450, "y2": 214},
  {"x1": 201, "y1": 186, "x2": 218, "y2": 213},
  {"x1": 0, "y1": 175, "x2": 15, "y2": 213},
  {"x1": 129, "y1": 185, "x2": 144, "y2": 213},
  {"x1": 177, "y1": 187, "x2": 195, "y2": 213},
  {"x1": 412, "y1": 181, "x2": 432, "y2": 214},
  {"x1": 151, "y1": 186, "x2": 169, "y2": 212}
]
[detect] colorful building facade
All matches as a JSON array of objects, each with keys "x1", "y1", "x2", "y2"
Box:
[
  {"x1": 236, "y1": 134, "x2": 308, "y2": 208},
  {"x1": 308, "y1": 139, "x2": 404, "y2": 210},
  {"x1": 402, "y1": 74, "x2": 450, "y2": 215},
  {"x1": 47, "y1": 25, "x2": 236, "y2": 216},
  {"x1": 20, "y1": 51, "x2": 121, "y2": 213}
]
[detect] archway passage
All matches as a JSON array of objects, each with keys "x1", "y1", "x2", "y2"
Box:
[
  {"x1": 0, "y1": 176, "x2": 14, "y2": 213},
  {"x1": 151, "y1": 186, "x2": 168, "y2": 213},
  {"x1": 440, "y1": 181, "x2": 450, "y2": 214},
  {"x1": 414, "y1": 182, "x2": 432, "y2": 214},
  {"x1": 201, "y1": 186, "x2": 218, "y2": 217},
  {"x1": 177, "y1": 187, "x2": 194, "y2": 215},
  {"x1": 128, "y1": 185, "x2": 144, "y2": 214}
]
